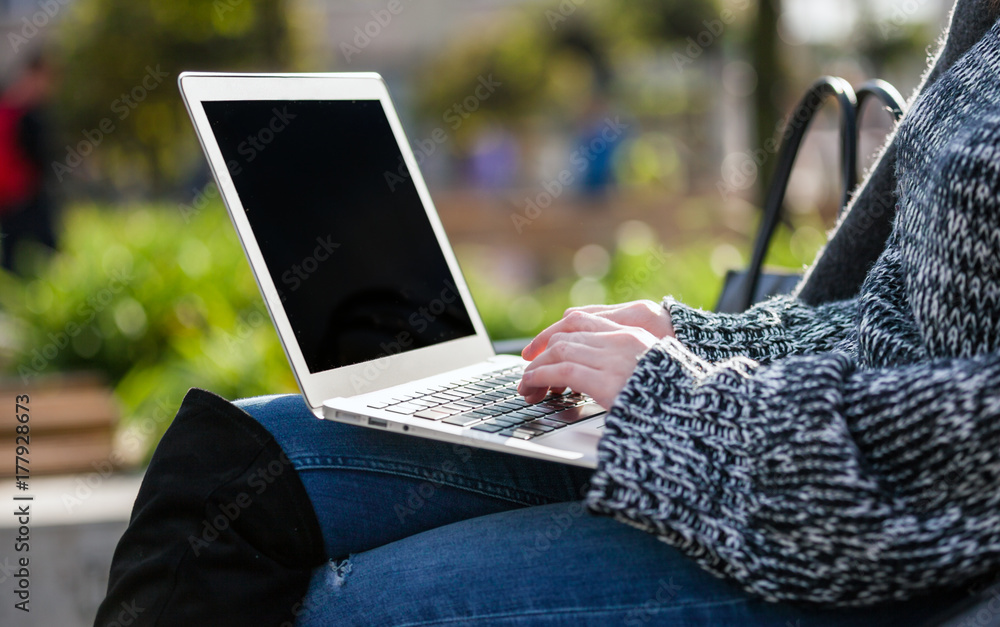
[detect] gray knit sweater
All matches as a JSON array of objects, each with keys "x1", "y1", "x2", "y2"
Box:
[{"x1": 585, "y1": 15, "x2": 1000, "y2": 607}]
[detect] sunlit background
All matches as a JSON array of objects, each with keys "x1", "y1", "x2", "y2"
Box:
[
  {"x1": 0, "y1": 1, "x2": 960, "y2": 623},
  {"x1": 0, "y1": 0, "x2": 951, "y2": 461}
]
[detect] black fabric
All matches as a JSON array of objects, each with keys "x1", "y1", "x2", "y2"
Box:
[
  {"x1": 94, "y1": 388, "x2": 326, "y2": 627},
  {"x1": 715, "y1": 269, "x2": 801, "y2": 314}
]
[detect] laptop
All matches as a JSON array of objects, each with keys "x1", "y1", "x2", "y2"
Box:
[{"x1": 178, "y1": 72, "x2": 605, "y2": 468}]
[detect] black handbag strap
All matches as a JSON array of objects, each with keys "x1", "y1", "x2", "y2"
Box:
[
  {"x1": 735, "y1": 76, "x2": 906, "y2": 312},
  {"x1": 856, "y1": 79, "x2": 906, "y2": 123}
]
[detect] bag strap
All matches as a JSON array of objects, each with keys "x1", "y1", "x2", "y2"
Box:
[
  {"x1": 737, "y1": 77, "x2": 857, "y2": 311},
  {"x1": 735, "y1": 77, "x2": 906, "y2": 312},
  {"x1": 855, "y1": 79, "x2": 905, "y2": 123}
]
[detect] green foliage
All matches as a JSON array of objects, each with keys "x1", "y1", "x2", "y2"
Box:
[
  {"x1": 411, "y1": 0, "x2": 721, "y2": 141},
  {"x1": 0, "y1": 201, "x2": 296, "y2": 457},
  {"x1": 50, "y1": 0, "x2": 295, "y2": 193}
]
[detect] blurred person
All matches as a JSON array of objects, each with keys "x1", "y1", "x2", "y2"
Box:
[
  {"x1": 0, "y1": 50, "x2": 58, "y2": 274},
  {"x1": 468, "y1": 125, "x2": 519, "y2": 190},
  {"x1": 573, "y1": 96, "x2": 626, "y2": 201},
  {"x1": 96, "y1": 0, "x2": 1000, "y2": 625}
]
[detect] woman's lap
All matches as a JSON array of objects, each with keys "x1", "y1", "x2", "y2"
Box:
[
  {"x1": 235, "y1": 394, "x2": 966, "y2": 626},
  {"x1": 233, "y1": 393, "x2": 594, "y2": 558}
]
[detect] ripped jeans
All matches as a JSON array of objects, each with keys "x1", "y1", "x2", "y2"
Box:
[{"x1": 236, "y1": 394, "x2": 968, "y2": 627}]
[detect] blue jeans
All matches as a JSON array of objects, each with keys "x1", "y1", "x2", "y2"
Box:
[{"x1": 235, "y1": 394, "x2": 966, "y2": 626}]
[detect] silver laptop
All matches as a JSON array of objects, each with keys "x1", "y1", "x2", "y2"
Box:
[{"x1": 178, "y1": 72, "x2": 604, "y2": 468}]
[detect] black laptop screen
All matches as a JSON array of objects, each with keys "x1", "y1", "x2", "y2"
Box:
[{"x1": 201, "y1": 99, "x2": 477, "y2": 373}]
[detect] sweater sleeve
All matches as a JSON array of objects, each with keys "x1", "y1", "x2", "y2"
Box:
[
  {"x1": 665, "y1": 294, "x2": 857, "y2": 364},
  {"x1": 586, "y1": 338, "x2": 1000, "y2": 606}
]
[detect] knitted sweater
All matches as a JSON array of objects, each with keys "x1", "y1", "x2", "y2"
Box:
[{"x1": 585, "y1": 18, "x2": 1000, "y2": 607}]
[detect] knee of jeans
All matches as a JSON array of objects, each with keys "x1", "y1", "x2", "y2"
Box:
[
  {"x1": 234, "y1": 394, "x2": 309, "y2": 422},
  {"x1": 232, "y1": 394, "x2": 319, "y2": 444}
]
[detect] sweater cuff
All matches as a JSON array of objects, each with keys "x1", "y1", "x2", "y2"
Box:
[
  {"x1": 586, "y1": 337, "x2": 759, "y2": 577},
  {"x1": 665, "y1": 294, "x2": 809, "y2": 364}
]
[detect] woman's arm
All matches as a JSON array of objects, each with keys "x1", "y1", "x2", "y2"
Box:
[
  {"x1": 521, "y1": 295, "x2": 858, "y2": 374},
  {"x1": 665, "y1": 294, "x2": 856, "y2": 364},
  {"x1": 586, "y1": 339, "x2": 1000, "y2": 606},
  {"x1": 517, "y1": 296, "x2": 858, "y2": 407}
]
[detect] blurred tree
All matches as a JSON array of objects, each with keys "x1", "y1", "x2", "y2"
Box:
[
  {"x1": 750, "y1": 0, "x2": 783, "y2": 204},
  {"x1": 50, "y1": 0, "x2": 296, "y2": 196},
  {"x1": 412, "y1": 0, "x2": 721, "y2": 146}
]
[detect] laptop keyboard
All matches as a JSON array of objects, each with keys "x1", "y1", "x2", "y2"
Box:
[{"x1": 367, "y1": 366, "x2": 605, "y2": 440}]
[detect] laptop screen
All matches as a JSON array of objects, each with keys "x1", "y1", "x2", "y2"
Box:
[{"x1": 201, "y1": 99, "x2": 477, "y2": 374}]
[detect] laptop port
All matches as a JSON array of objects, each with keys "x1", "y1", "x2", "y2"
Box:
[{"x1": 368, "y1": 417, "x2": 389, "y2": 428}]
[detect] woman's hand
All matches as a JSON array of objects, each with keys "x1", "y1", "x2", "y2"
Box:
[
  {"x1": 521, "y1": 299, "x2": 673, "y2": 361},
  {"x1": 517, "y1": 310, "x2": 660, "y2": 409}
]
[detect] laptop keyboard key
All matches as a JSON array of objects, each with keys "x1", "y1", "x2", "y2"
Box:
[
  {"x1": 472, "y1": 422, "x2": 504, "y2": 434},
  {"x1": 519, "y1": 408, "x2": 547, "y2": 417},
  {"x1": 520, "y1": 423, "x2": 554, "y2": 434},
  {"x1": 546, "y1": 404, "x2": 605, "y2": 425},
  {"x1": 413, "y1": 409, "x2": 449, "y2": 420},
  {"x1": 533, "y1": 418, "x2": 568, "y2": 429},
  {"x1": 386, "y1": 403, "x2": 422, "y2": 415},
  {"x1": 443, "y1": 412, "x2": 483, "y2": 427},
  {"x1": 508, "y1": 427, "x2": 540, "y2": 440},
  {"x1": 489, "y1": 417, "x2": 519, "y2": 428},
  {"x1": 503, "y1": 428, "x2": 532, "y2": 440},
  {"x1": 504, "y1": 410, "x2": 536, "y2": 421},
  {"x1": 492, "y1": 402, "x2": 522, "y2": 412},
  {"x1": 476, "y1": 406, "x2": 508, "y2": 417}
]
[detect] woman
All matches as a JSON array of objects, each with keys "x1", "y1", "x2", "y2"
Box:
[{"x1": 97, "y1": 0, "x2": 1000, "y2": 624}]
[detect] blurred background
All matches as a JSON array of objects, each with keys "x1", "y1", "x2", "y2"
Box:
[
  {"x1": 0, "y1": 0, "x2": 956, "y2": 622},
  {"x1": 0, "y1": 0, "x2": 953, "y2": 461}
]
